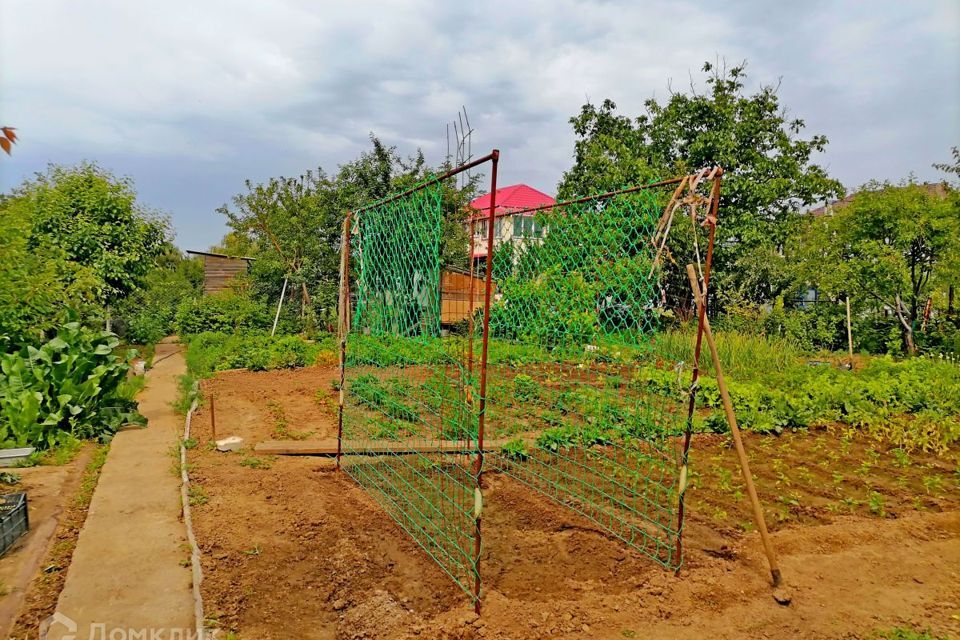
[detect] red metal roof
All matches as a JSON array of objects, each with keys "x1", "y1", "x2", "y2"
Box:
[{"x1": 468, "y1": 184, "x2": 555, "y2": 220}]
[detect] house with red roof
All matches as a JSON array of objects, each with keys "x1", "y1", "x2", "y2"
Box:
[{"x1": 467, "y1": 184, "x2": 555, "y2": 263}]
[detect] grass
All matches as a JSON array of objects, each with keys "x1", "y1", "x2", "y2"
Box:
[
  {"x1": 239, "y1": 456, "x2": 271, "y2": 470},
  {"x1": 173, "y1": 374, "x2": 199, "y2": 415},
  {"x1": 188, "y1": 484, "x2": 209, "y2": 506},
  {"x1": 77, "y1": 445, "x2": 109, "y2": 508},
  {"x1": 266, "y1": 401, "x2": 312, "y2": 440},
  {"x1": 653, "y1": 327, "x2": 804, "y2": 378},
  {"x1": 872, "y1": 628, "x2": 950, "y2": 640}
]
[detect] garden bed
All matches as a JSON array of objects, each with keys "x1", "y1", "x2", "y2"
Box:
[{"x1": 186, "y1": 365, "x2": 960, "y2": 639}]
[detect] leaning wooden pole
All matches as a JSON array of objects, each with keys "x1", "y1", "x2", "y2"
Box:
[
  {"x1": 686, "y1": 264, "x2": 783, "y2": 587},
  {"x1": 846, "y1": 295, "x2": 854, "y2": 360}
]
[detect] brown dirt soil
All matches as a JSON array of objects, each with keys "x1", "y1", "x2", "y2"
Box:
[
  {"x1": 2, "y1": 446, "x2": 103, "y2": 639},
  {"x1": 0, "y1": 450, "x2": 91, "y2": 635},
  {"x1": 188, "y1": 366, "x2": 960, "y2": 639}
]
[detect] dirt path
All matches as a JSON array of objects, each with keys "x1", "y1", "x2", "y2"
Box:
[{"x1": 45, "y1": 343, "x2": 193, "y2": 639}]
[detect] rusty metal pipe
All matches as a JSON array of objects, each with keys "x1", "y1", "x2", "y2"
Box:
[
  {"x1": 473, "y1": 148, "x2": 499, "y2": 614},
  {"x1": 353, "y1": 152, "x2": 499, "y2": 215}
]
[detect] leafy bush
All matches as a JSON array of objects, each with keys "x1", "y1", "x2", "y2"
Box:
[
  {"x1": 491, "y1": 267, "x2": 596, "y2": 349},
  {"x1": 183, "y1": 331, "x2": 329, "y2": 377},
  {"x1": 175, "y1": 291, "x2": 270, "y2": 336},
  {"x1": 500, "y1": 438, "x2": 529, "y2": 461},
  {"x1": 116, "y1": 253, "x2": 202, "y2": 344},
  {"x1": 0, "y1": 323, "x2": 145, "y2": 449},
  {"x1": 512, "y1": 374, "x2": 540, "y2": 402}
]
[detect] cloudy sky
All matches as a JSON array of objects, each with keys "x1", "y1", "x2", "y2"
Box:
[{"x1": 1, "y1": 0, "x2": 958, "y2": 249}]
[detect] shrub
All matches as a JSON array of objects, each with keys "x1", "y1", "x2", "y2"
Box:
[
  {"x1": 0, "y1": 323, "x2": 145, "y2": 449},
  {"x1": 490, "y1": 267, "x2": 595, "y2": 349},
  {"x1": 183, "y1": 331, "x2": 326, "y2": 377},
  {"x1": 174, "y1": 291, "x2": 270, "y2": 336}
]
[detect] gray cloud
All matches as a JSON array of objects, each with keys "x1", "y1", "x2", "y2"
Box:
[{"x1": 1, "y1": 0, "x2": 957, "y2": 249}]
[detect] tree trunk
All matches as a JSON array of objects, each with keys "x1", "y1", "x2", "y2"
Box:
[{"x1": 894, "y1": 294, "x2": 916, "y2": 355}]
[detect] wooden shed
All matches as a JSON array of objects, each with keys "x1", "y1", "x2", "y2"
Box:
[
  {"x1": 186, "y1": 250, "x2": 255, "y2": 295},
  {"x1": 441, "y1": 267, "x2": 495, "y2": 325}
]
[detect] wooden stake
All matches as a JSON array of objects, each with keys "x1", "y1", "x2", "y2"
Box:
[
  {"x1": 210, "y1": 393, "x2": 217, "y2": 442},
  {"x1": 686, "y1": 264, "x2": 782, "y2": 587},
  {"x1": 846, "y1": 295, "x2": 854, "y2": 360}
]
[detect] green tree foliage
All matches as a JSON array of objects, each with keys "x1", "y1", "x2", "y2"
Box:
[
  {"x1": 795, "y1": 180, "x2": 960, "y2": 354},
  {"x1": 217, "y1": 137, "x2": 479, "y2": 333},
  {"x1": 559, "y1": 61, "x2": 844, "y2": 304},
  {"x1": 115, "y1": 247, "x2": 203, "y2": 343},
  {"x1": 490, "y1": 191, "x2": 660, "y2": 348},
  {"x1": 0, "y1": 197, "x2": 97, "y2": 345},
  {"x1": 1, "y1": 162, "x2": 168, "y2": 344},
  {"x1": 933, "y1": 145, "x2": 960, "y2": 180},
  {"x1": 23, "y1": 162, "x2": 169, "y2": 306}
]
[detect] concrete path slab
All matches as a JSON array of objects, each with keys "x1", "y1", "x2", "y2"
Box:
[{"x1": 45, "y1": 343, "x2": 194, "y2": 639}]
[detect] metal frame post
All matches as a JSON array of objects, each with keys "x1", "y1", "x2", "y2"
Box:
[
  {"x1": 473, "y1": 149, "x2": 499, "y2": 613},
  {"x1": 336, "y1": 212, "x2": 353, "y2": 470}
]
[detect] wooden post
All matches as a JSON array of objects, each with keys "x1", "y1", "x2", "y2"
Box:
[
  {"x1": 846, "y1": 295, "x2": 854, "y2": 360},
  {"x1": 271, "y1": 278, "x2": 289, "y2": 338},
  {"x1": 210, "y1": 393, "x2": 217, "y2": 442},
  {"x1": 686, "y1": 264, "x2": 782, "y2": 588}
]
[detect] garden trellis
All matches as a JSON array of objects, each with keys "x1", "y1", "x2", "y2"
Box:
[
  {"x1": 338, "y1": 160, "x2": 727, "y2": 609},
  {"x1": 338, "y1": 151, "x2": 500, "y2": 609}
]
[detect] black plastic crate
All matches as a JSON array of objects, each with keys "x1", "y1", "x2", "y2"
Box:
[{"x1": 0, "y1": 492, "x2": 29, "y2": 557}]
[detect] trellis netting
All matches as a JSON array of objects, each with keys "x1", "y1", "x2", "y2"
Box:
[{"x1": 339, "y1": 160, "x2": 722, "y2": 605}]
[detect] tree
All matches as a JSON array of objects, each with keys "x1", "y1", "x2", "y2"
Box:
[
  {"x1": 114, "y1": 246, "x2": 203, "y2": 343},
  {"x1": 933, "y1": 146, "x2": 960, "y2": 180},
  {"x1": 795, "y1": 180, "x2": 959, "y2": 354},
  {"x1": 22, "y1": 163, "x2": 169, "y2": 309},
  {"x1": 559, "y1": 61, "x2": 844, "y2": 304},
  {"x1": 0, "y1": 196, "x2": 96, "y2": 345},
  {"x1": 2, "y1": 163, "x2": 167, "y2": 342},
  {"x1": 217, "y1": 137, "x2": 480, "y2": 332}
]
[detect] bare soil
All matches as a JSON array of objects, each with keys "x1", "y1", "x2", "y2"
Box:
[{"x1": 188, "y1": 366, "x2": 960, "y2": 639}]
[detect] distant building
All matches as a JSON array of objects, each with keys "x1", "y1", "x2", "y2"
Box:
[
  {"x1": 467, "y1": 184, "x2": 555, "y2": 268},
  {"x1": 186, "y1": 250, "x2": 255, "y2": 295}
]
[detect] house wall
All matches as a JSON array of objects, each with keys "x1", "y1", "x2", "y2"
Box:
[{"x1": 469, "y1": 213, "x2": 543, "y2": 259}]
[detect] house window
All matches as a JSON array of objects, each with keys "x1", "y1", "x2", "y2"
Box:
[
  {"x1": 476, "y1": 220, "x2": 487, "y2": 236},
  {"x1": 513, "y1": 215, "x2": 541, "y2": 238}
]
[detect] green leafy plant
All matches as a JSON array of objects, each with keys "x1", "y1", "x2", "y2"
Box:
[
  {"x1": 500, "y1": 438, "x2": 529, "y2": 461},
  {"x1": 0, "y1": 323, "x2": 145, "y2": 449},
  {"x1": 512, "y1": 374, "x2": 540, "y2": 402}
]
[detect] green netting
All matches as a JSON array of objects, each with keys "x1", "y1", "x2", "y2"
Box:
[
  {"x1": 341, "y1": 178, "x2": 483, "y2": 603},
  {"x1": 484, "y1": 186, "x2": 690, "y2": 569},
  {"x1": 341, "y1": 171, "x2": 713, "y2": 606}
]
